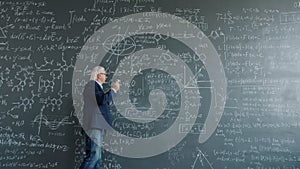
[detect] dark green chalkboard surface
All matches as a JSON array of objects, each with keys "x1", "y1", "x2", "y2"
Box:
[{"x1": 0, "y1": 0, "x2": 300, "y2": 168}]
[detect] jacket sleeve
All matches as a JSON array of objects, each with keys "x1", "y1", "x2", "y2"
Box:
[{"x1": 95, "y1": 88, "x2": 114, "y2": 105}]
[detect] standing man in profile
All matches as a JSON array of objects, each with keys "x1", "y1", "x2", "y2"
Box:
[{"x1": 80, "y1": 66, "x2": 120, "y2": 169}]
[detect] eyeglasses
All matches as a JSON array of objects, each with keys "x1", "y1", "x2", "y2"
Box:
[{"x1": 99, "y1": 73, "x2": 108, "y2": 76}]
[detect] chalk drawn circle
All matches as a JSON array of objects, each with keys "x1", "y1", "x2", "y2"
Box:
[
  {"x1": 72, "y1": 12, "x2": 227, "y2": 158},
  {"x1": 103, "y1": 34, "x2": 136, "y2": 56}
]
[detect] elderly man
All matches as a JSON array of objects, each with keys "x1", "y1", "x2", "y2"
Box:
[{"x1": 80, "y1": 66, "x2": 120, "y2": 169}]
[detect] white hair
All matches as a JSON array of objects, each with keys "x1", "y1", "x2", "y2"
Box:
[{"x1": 90, "y1": 66, "x2": 105, "y2": 80}]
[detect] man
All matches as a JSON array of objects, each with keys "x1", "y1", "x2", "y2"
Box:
[{"x1": 80, "y1": 66, "x2": 120, "y2": 169}]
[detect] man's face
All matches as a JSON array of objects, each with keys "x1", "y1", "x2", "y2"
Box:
[{"x1": 97, "y1": 69, "x2": 107, "y2": 84}]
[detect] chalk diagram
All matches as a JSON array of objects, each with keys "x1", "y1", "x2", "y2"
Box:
[
  {"x1": 191, "y1": 147, "x2": 213, "y2": 169},
  {"x1": 32, "y1": 106, "x2": 75, "y2": 135},
  {"x1": 0, "y1": 24, "x2": 13, "y2": 39},
  {"x1": 103, "y1": 33, "x2": 136, "y2": 56}
]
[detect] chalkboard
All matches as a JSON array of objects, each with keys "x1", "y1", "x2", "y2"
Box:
[{"x1": 1, "y1": 0, "x2": 300, "y2": 168}]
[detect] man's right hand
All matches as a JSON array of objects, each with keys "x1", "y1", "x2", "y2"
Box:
[{"x1": 112, "y1": 80, "x2": 120, "y2": 92}]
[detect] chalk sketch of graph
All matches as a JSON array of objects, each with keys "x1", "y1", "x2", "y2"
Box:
[
  {"x1": 32, "y1": 114, "x2": 75, "y2": 134},
  {"x1": 103, "y1": 33, "x2": 136, "y2": 56},
  {"x1": 183, "y1": 65, "x2": 213, "y2": 89}
]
